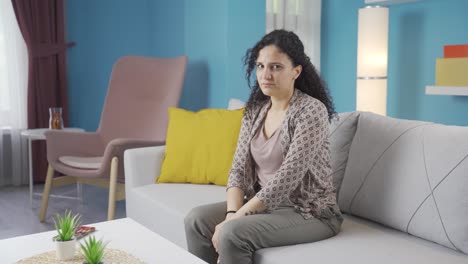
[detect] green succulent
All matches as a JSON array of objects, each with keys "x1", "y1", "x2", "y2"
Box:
[
  {"x1": 80, "y1": 236, "x2": 108, "y2": 264},
  {"x1": 53, "y1": 209, "x2": 81, "y2": 241}
]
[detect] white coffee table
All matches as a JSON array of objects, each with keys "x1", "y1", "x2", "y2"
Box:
[
  {"x1": 0, "y1": 218, "x2": 206, "y2": 263},
  {"x1": 21, "y1": 128, "x2": 84, "y2": 207}
]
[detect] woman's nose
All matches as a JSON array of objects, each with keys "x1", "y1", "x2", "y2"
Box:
[{"x1": 263, "y1": 68, "x2": 272, "y2": 80}]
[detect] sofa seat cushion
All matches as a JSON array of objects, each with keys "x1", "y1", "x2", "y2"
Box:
[
  {"x1": 255, "y1": 215, "x2": 468, "y2": 264},
  {"x1": 126, "y1": 183, "x2": 226, "y2": 249},
  {"x1": 126, "y1": 183, "x2": 468, "y2": 263}
]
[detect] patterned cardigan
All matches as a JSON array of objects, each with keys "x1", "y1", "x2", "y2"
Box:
[{"x1": 227, "y1": 89, "x2": 341, "y2": 220}]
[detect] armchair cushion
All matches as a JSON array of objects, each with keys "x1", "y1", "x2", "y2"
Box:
[
  {"x1": 58, "y1": 156, "x2": 103, "y2": 170},
  {"x1": 157, "y1": 107, "x2": 244, "y2": 186}
]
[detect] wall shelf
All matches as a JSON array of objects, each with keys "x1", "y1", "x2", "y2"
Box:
[
  {"x1": 425, "y1": 86, "x2": 468, "y2": 96},
  {"x1": 365, "y1": 0, "x2": 420, "y2": 5}
]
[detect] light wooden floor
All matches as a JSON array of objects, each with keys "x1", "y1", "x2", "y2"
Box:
[{"x1": 0, "y1": 184, "x2": 126, "y2": 240}]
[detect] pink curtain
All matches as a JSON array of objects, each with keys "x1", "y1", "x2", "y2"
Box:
[{"x1": 12, "y1": 0, "x2": 74, "y2": 182}]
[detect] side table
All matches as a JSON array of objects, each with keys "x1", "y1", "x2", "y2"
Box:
[{"x1": 20, "y1": 128, "x2": 84, "y2": 207}]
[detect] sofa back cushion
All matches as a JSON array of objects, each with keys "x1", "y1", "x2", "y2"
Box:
[
  {"x1": 338, "y1": 112, "x2": 468, "y2": 254},
  {"x1": 329, "y1": 112, "x2": 360, "y2": 195}
]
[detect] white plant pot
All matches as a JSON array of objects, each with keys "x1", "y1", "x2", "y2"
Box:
[{"x1": 56, "y1": 238, "x2": 76, "y2": 260}]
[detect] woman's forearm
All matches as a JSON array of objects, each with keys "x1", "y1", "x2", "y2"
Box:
[
  {"x1": 226, "y1": 187, "x2": 267, "y2": 219},
  {"x1": 226, "y1": 187, "x2": 245, "y2": 212},
  {"x1": 233, "y1": 196, "x2": 266, "y2": 219}
]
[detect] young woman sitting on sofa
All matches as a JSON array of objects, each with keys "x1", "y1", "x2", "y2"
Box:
[{"x1": 184, "y1": 29, "x2": 343, "y2": 264}]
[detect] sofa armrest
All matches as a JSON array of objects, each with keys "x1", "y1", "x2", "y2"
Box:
[{"x1": 124, "y1": 145, "x2": 166, "y2": 191}]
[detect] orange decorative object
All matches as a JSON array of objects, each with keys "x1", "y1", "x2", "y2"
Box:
[{"x1": 444, "y1": 44, "x2": 468, "y2": 58}]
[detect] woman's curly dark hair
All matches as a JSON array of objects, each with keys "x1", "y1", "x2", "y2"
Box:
[{"x1": 244, "y1": 29, "x2": 336, "y2": 121}]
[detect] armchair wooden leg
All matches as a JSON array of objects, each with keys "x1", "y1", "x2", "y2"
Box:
[
  {"x1": 39, "y1": 165, "x2": 54, "y2": 222},
  {"x1": 107, "y1": 157, "x2": 118, "y2": 221}
]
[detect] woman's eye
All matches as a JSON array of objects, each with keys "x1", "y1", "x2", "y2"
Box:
[
  {"x1": 256, "y1": 64, "x2": 264, "y2": 69},
  {"x1": 271, "y1": 65, "x2": 282, "y2": 70}
]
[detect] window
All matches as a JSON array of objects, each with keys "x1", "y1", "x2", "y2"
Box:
[
  {"x1": 266, "y1": 0, "x2": 322, "y2": 70},
  {"x1": 0, "y1": 0, "x2": 28, "y2": 129}
]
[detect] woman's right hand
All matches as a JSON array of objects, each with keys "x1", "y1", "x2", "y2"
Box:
[
  {"x1": 212, "y1": 213, "x2": 237, "y2": 253},
  {"x1": 212, "y1": 220, "x2": 225, "y2": 253}
]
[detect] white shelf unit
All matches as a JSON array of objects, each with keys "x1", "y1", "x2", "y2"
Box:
[
  {"x1": 425, "y1": 86, "x2": 468, "y2": 96},
  {"x1": 365, "y1": 0, "x2": 420, "y2": 5}
]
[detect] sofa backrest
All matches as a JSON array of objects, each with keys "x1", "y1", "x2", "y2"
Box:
[
  {"x1": 328, "y1": 112, "x2": 360, "y2": 196},
  {"x1": 338, "y1": 112, "x2": 468, "y2": 254}
]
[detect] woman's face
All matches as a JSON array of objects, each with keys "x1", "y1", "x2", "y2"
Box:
[{"x1": 256, "y1": 45, "x2": 302, "y2": 98}]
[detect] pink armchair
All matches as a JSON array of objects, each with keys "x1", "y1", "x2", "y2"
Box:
[{"x1": 39, "y1": 55, "x2": 187, "y2": 221}]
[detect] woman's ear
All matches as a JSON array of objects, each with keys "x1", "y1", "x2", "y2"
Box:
[{"x1": 294, "y1": 65, "x2": 302, "y2": 80}]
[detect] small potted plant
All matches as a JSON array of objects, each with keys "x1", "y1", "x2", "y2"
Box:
[
  {"x1": 80, "y1": 236, "x2": 108, "y2": 264},
  {"x1": 53, "y1": 209, "x2": 81, "y2": 260}
]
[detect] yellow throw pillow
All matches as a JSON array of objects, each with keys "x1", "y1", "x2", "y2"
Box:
[{"x1": 157, "y1": 107, "x2": 245, "y2": 186}]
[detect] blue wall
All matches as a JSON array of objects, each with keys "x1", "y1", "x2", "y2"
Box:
[
  {"x1": 226, "y1": 1, "x2": 266, "y2": 103},
  {"x1": 322, "y1": 0, "x2": 468, "y2": 125},
  {"x1": 151, "y1": 0, "x2": 185, "y2": 57},
  {"x1": 68, "y1": 0, "x2": 468, "y2": 130},
  {"x1": 387, "y1": 0, "x2": 468, "y2": 125},
  {"x1": 321, "y1": 0, "x2": 361, "y2": 114},
  {"x1": 173, "y1": 0, "x2": 265, "y2": 111},
  {"x1": 182, "y1": 0, "x2": 228, "y2": 110},
  {"x1": 67, "y1": 0, "x2": 156, "y2": 131},
  {"x1": 66, "y1": 0, "x2": 264, "y2": 130}
]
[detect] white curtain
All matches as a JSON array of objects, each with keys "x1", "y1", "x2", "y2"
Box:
[
  {"x1": 0, "y1": 0, "x2": 29, "y2": 187},
  {"x1": 266, "y1": 0, "x2": 322, "y2": 71}
]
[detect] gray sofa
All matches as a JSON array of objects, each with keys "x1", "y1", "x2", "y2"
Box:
[{"x1": 124, "y1": 111, "x2": 468, "y2": 263}]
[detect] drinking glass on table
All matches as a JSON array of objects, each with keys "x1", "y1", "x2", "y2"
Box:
[{"x1": 49, "y1": 107, "x2": 64, "y2": 129}]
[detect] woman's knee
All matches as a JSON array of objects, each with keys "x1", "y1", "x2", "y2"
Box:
[
  {"x1": 217, "y1": 220, "x2": 249, "y2": 251},
  {"x1": 185, "y1": 203, "x2": 225, "y2": 233},
  {"x1": 184, "y1": 205, "x2": 207, "y2": 229}
]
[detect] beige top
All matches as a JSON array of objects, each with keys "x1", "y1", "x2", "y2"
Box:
[{"x1": 250, "y1": 122, "x2": 283, "y2": 188}]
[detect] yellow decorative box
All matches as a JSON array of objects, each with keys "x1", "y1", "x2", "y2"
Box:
[{"x1": 436, "y1": 58, "x2": 468, "y2": 86}]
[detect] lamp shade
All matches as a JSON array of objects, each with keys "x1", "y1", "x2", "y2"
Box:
[
  {"x1": 357, "y1": 79, "x2": 387, "y2": 115},
  {"x1": 356, "y1": 6, "x2": 389, "y2": 116},
  {"x1": 357, "y1": 6, "x2": 389, "y2": 77}
]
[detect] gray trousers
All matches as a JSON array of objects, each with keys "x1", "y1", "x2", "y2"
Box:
[{"x1": 184, "y1": 201, "x2": 342, "y2": 264}]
